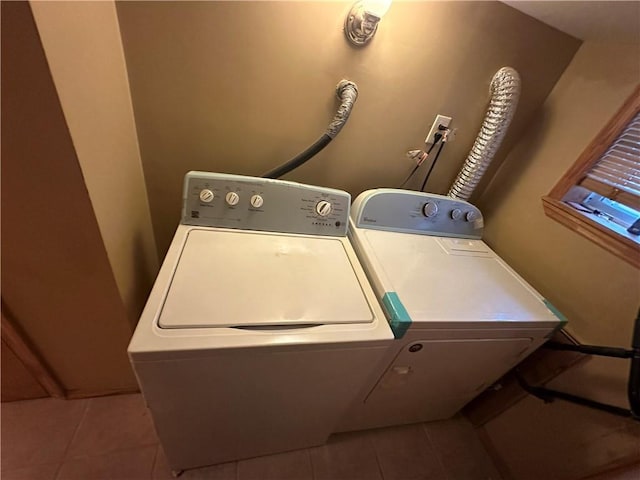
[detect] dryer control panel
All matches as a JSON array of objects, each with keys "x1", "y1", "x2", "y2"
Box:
[
  {"x1": 351, "y1": 189, "x2": 483, "y2": 239},
  {"x1": 181, "y1": 171, "x2": 350, "y2": 236}
]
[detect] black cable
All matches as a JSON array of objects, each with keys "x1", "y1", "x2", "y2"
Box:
[
  {"x1": 399, "y1": 163, "x2": 423, "y2": 189},
  {"x1": 515, "y1": 370, "x2": 635, "y2": 419},
  {"x1": 428, "y1": 133, "x2": 442, "y2": 153},
  {"x1": 420, "y1": 141, "x2": 446, "y2": 192},
  {"x1": 544, "y1": 341, "x2": 632, "y2": 358},
  {"x1": 629, "y1": 308, "x2": 640, "y2": 418},
  {"x1": 262, "y1": 134, "x2": 332, "y2": 179},
  {"x1": 398, "y1": 133, "x2": 443, "y2": 189}
]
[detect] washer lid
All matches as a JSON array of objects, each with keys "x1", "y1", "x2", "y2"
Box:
[
  {"x1": 158, "y1": 229, "x2": 374, "y2": 328},
  {"x1": 359, "y1": 229, "x2": 559, "y2": 324}
]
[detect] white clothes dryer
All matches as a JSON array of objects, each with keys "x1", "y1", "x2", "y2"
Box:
[
  {"x1": 337, "y1": 189, "x2": 566, "y2": 432},
  {"x1": 128, "y1": 173, "x2": 393, "y2": 472}
]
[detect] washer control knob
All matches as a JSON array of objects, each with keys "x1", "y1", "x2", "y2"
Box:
[
  {"x1": 250, "y1": 194, "x2": 264, "y2": 208},
  {"x1": 225, "y1": 191, "x2": 240, "y2": 206},
  {"x1": 422, "y1": 202, "x2": 438, "y2": 218},
  {"x1": 465, "y1": 210, "x2": 479, "y2": 222},
  {"x1": 316, "y1": 200, "x2": 332, "y2": 217},
  {"x1": 450, "y1": 208, "x2": 463, "y2": 220},
  {"x1": 199, "y1": 189, "x2": 214, "y2": 203}
]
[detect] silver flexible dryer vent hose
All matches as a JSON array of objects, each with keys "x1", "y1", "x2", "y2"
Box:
[
  {"x1": 448, "y1": 67, "x2": 521, "y2": 200},
  {"x1": 326, "y1": 80, "x2": 359, "y2": 138}
]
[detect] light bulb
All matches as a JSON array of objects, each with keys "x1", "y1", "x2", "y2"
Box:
[{"x1": 362, "y1": 0, "x2": 392, "y2": 19}]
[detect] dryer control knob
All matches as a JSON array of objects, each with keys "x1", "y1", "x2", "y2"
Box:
[
  {"x1": 250, "y1": 195, "x2": 264, "y2": 208},
  {"x1": 225, "y1": 192, "x2": 240, "y2": 206},
  {"x1": 422, "y1": 202, "x2": 438, "y2": 218},
  {"x1": 316, "y1": 200, "x2": 332, "y2": 217},
  {"x1": 199, "y1": 189, "x2": 214, "y2": 203},
  {"x1": 465, "y1": 210, "x2": 479, "y2": 222},
  {"x1": 450, "y1": 208, "x2": 463, "y2": 220}
]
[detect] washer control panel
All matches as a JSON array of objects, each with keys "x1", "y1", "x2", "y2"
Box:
[
  {"x1": 351, "y1": 189, "x2": 483, "y2": 239},
  {"x1": 182, "y1": 171, "x2": 350, "y2": 236}
]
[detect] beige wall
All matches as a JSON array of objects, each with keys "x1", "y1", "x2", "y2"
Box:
[
  {"x1": 116, "y1": 0, "x2": 580, "y2": 256},
  {"x1": 30, "y1": 1, "x2": 159, "y2": 325},
  {"x1": 478, "y1": 40, "x2": 640, "y2": 348},
  {"x1": 477, "y1": 41, "x2": 640, "y2": 479},
  {"x1": 1, "y1": 1, "x2": 137, "y2": 394}
]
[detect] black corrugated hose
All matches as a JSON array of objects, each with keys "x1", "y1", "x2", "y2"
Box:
[{"x1": 262, "y1": 80, "x2": 358, "y2": 179}]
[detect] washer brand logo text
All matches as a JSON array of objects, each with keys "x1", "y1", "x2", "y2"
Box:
[{"x1": 363, "y1": 217, "x2": 377, "y2": 223}]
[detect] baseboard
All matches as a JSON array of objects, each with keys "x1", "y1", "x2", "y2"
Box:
[{"x1": 65, "y1": 386, "x2": 140, "y2": 399}]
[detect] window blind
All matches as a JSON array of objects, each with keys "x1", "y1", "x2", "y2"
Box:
[{"x1": 581, "y1": 111, "x2": 640, "y2": 211}]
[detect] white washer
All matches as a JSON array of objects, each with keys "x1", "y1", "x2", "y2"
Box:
[
  {"x1": 128, "y1": 173, "x2": 393, "y2": 472},
  {"x1": 337, "y1": 189, "x2": 566, "y2": 432}
]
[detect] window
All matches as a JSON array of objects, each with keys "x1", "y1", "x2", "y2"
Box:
[{"x1": 542, "y1": 86, "x2": 640, "y2": 268}]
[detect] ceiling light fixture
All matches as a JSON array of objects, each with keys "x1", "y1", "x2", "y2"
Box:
[{"x1": 344, "y1": 0, "x2": 392, "y2": 47}]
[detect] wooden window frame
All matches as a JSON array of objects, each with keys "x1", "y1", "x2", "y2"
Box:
[{"x1": 542, "y1": 85, "x2": 640, "y2": 269}]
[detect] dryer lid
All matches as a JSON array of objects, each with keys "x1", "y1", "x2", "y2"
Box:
[
  {"x1": 358, "y1": 229, "x2": 560, "y2": 324},
  {"x1": 158, "y1": 229, "x2": 374, "y2": 328}
]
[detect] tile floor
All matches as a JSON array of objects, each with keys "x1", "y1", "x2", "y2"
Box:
[{"x1": 1, "y1": 393, "x2": 502, "y2": 480}]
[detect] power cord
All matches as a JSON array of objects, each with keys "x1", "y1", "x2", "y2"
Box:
[
  {"x1": 420, "y1": 125, "x2": 453, "y2": 191},
  {"x1": 420, "y1": 142, "x2": 445, "y2": 192},
  {"x1": 398, "y1": 132, "x2": 443, "y2": 188}
]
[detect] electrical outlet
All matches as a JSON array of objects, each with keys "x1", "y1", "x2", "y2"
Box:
[{"x1": 425, "y1": 114, "x2": 452, "y2": 145}]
